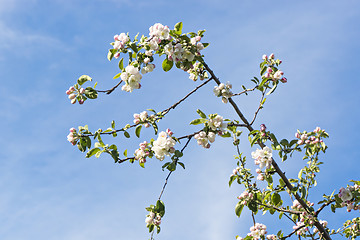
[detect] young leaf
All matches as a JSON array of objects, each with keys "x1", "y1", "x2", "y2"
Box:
[
  {"x1": 86, "y1": 148, "x2": 100, "y2": 158},
  {"x1": 196, "y1": 109, "x2": 207, "y2": 118},
  {"x1": 124, "y1": 131, "x2": 130, "y2": 138},
  {"x1": 135, "y1": 125, "x2": 142, "y2": 138},
  {"x1": 162, "y1": 58, "x2": 173, "y2": 72},
  {"x1": 174, "y1": 22, "x2": 183, "y2": 35},
  {"x1": 118, "y1": 58, "x2": 124, "y2": 70},
  {"x1": 235, "y1": 202, "x2": 244, "y2": 217}
]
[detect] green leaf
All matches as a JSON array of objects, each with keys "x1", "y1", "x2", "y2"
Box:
[
  {"x1": 107, "y1": 49, "x2": 117, "y2": 61},
  {"x1": 86, "y1": 148, "x2": 100, "y2": 158},
  {"x1": 123, "y1": 149, "x2": 127, "y2": 157},
  {"x1": 113, "y1": 73, "x2": 121, "y2": 79},
  {"x1": 124, "y1": 131, "x2": 130, "y2": 138},
  {"x1": 272, "y1": 193, "x2": 281, "y2": 206},
  {"x1": 118, "y1": 58, "x2": 124, "y2": 70},
  {"x1": 162, "y1": 58, "x2": 173, "y2": 72},
  {"x1": 77, "y1": 75, "x2": 92, "y2": 86},
  {"x1": 178, "y1": 162, "x2": 185, "y2": 169},
  {"x1": 235, "y1": 202, "x2": 244, "y2": 217},
  {"x1": 111, "y1": 120, "x2": 115, "y2": 129},
  {"x1": 135, "y1": 125, "x2": 142, "y2": 138},
  {"x1": 202, "y1": 43, "x2": 210, "y2": 48},
  {"x1": 174, "y1": 22, "x2": 183, "y2": 35},
  {"x1": 260, "y1": 66, "x2": 267, "y2": 76},
  {"x1": 84, "y1": 87, "x2": 98, "y2": 99},
  {"x1": 189, "y1": 118, "x2": 207, "y2": 125},
  {"x1": 196, "y1": 109, "x2": 207, "y2": 118}
]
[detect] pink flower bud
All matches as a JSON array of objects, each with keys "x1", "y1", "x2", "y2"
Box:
[
  {"x1": 269, "y1": 53, "x2": 275, "y2": 59},
  {"x1": 295, "y1": 132, "x2": 300, "y2": 138},
  {"x1": 114, "y1": 52, "x2": 120, "y2": 59},
  {"x1": 79, "y1": 99, "x2": 84, "y2": 104},
  {"x1": 262, "y1": 54, "x2": 267, "y2": 60},
  {"x1": 144, "y1": 123, "x2": 150, "y2": 128},
  {"x1": 267, "y1": 67, "x2": 273, "y2": 73},
  {"x1": 69, "y1": 86, "x2": 75, "y2": 92},
  {"x1": 264, "y1": 73, "x2": 270, "y2": 78},
  {"x1": 280, "y1": 77, "x2": 287, "y2": 83},
  {"x1": 133, "y1": 119, "x2": 140, "y2": 124},
  {"x1": 166, "y1": 128, "x2": 173, "y2": 136},
  {"x1": 195, "y1": 36, "x2": 201, "y2": 42},
  {"x1": 68, "y1": 93, "x2": 76, "y2": 100},
  {"x1": 71, "y1": 99, "x2": 76, "y2": 104},
  {"x1": 260, "y1": 124, "x2": 266, "y2": 131},
  {"x1": 66, "y1": 90, "x2": 71, "y2": 95}
]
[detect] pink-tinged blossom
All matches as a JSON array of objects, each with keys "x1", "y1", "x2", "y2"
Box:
[
  {"x1": 68, "y1": 93, "x2": 76, "y2": 100},
  {"x1": 251, "y1": 147, "x2": 273, "y2": 169},
  {"x1": 149, "y1": 23, "x2": 170, "y2": 40},
  {"x1": 208, "y1": 115, "x2": 227, "y2": 131},
  {"x1": 151, "y1": 131, "x2": 176, "y2": 160},
  {"x1": 121, "y1": 65, "x2": 143, "y2": 92},
  {"x1": 273, "y1": 70, "x2": 284, "y2": 80},
  {"x1": 248, "y1": 223, "x2": 267, "y2": 240},
  {"x1": 339, "y1": 187, "x2": 353, "y2": 202},
  {"x1": 262, "y1": 54, "x2": 268, "y2": 60}
]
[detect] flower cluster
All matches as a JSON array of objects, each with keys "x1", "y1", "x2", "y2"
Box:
[
  {"x1": 145, "y1": 212, "x2": 162, "y2": 226},
  {"x1": 248, "y1": 223, "x2": 268, "y2": 240},
  {"x1": 121, "y1": 65, "x2": 143, "y2": 92},
  {"x1": 261, "y1": 53, "x2": 287, "y2": 83},
  {"x1": 208, "y1": 115, "x2": 227, "y2": 132},
  {"x1": 66, "y1": 86, "x2": 85, "y2": 104},
  {"x1": 113, "y1": 33, "x2": 130, "y2": 57},
  {"x1": 134, "y1": 141, "x2": 151, "y2": 164},
  {"x1": 237, "y1": 190, "x2": 254, "y2": 205},
  {"x1": 67, "y1": 128, "x2": 78, "y2": 145},
  {"x1": 133, "y1": 111, "x2": 154, "y2": 128},
  {"x1": 194, "y1": 131, "x2": 215, "y2": 148},
  {"x1": 193, "y1": 114, "x2": 228, "y2": 149},
  {"x1": 187, "y1": 62, "x2": 208, "y2": 81},
  {"x1": 251, "y1": 146, "x2": 273, "y2": 169},
  {"x1": 339, "y1": 185, "x2": 360, "y2": 212},
  {"x1": 295, "y1": 127, "x2": 325, "y2": 146},
  {"x1": 149, "y1": 23, "x2": 171, "y2": 41},
  {"x1": 213, "y1": 82, "x2": 233, "y2": 103},
  {"x1": 151, "y1": 129, "x2": 176, "y2": 161}
]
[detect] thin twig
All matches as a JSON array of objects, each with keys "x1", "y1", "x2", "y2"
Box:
[
  {"x1": 161, "y1": 77, "x2": 213, "y2": 116},
  {"x1": 315, "y1": 199, "x2": 335, "y2": 217},
  {"x1": 158, "y1": 136, "x2": 193, "y2": 200},
  {"x1": 250, "y1": 90, "x2": 265, "y2": 125},
  {"x1": 97, "y1": 80, "x2": 123, "y2": 94},
  {"x1": 232, "y1": 85, "x2": 258, "y2": 96}
]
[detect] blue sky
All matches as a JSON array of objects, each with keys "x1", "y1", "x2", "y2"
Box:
[{"x1": 1, "y1": 0, "x2": 359, "y2": 239}]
